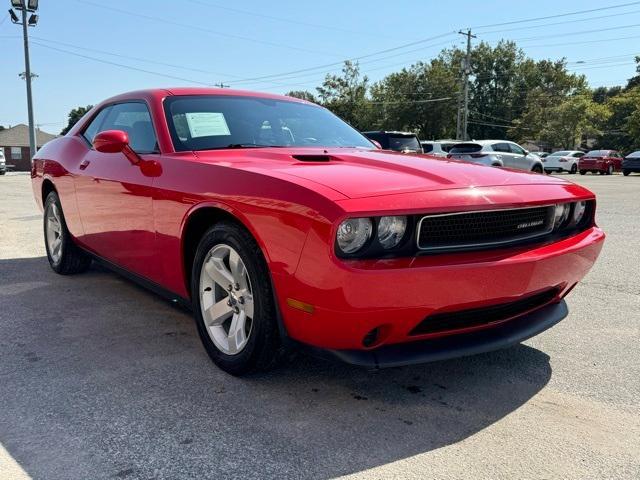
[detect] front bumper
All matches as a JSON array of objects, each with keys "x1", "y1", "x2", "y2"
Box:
[
  {"x1": 311, "y1": 299, "x2": 568, "y2": 368},
  {"x1": 275, "y1": 226, "x2": 604, "y2": 352}
]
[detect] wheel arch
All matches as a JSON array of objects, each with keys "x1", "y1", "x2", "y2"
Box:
[
  {"x1": 180, "y1": 202, "x2": 272, "y2": 299},
  {"x1": 41, "y1": 178, "x2": 57, "y2": 206}
]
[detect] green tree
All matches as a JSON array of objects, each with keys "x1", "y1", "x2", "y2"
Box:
[
  {"x1": 316, "y1": 61, "x2": 373, "y2": 130},
  {"x1": 61, "y1": 105, "x2": 93, "y2": 135},
  {"x1": 285, "y1": 90, "x2": 319, "y2": 103},
  {"x1": 626, "y1": 56, "x2": 640, "y2": 90},
  {"x1": 598, "y1": 87, "x2": 640, "y2": 152}
]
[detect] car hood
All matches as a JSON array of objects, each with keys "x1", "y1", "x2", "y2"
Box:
[{"x1": 194, "y1": 147, "x2": 572, "y2": 199}]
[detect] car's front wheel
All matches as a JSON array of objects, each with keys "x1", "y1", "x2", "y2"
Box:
[
  {"x1": 607, "y1": 164, "x2": 614, "y2": 175},
  {"x1": 579, "y1": 170, "x2": 586, "y2": 175},
  {"x1": 531, "y1": 164, "x2": 543, "y2": 174},
  {"x1": 623, "y1": 170, "x2": 631, "y2": 176},
  {"x1": 191, "y1": 222, "x2": 283, "y2": 376},
  {"x1": 43, "y1": 192, "x2": 92, "y2": 275}
]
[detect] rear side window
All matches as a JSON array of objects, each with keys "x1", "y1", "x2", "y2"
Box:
[
  {"x1": 492, "y1": 143, "x2": 510, "y2": 153},
  {"x1": 450, "y1": 143, "x2": 482, "y2": 154},
  {"x1": 573, "y1": 152, "x2": 585, "y2": 157},
  {"x1": 441, "y1": 142, "x2": 455, "y2": 152},
  {"x1": 421, "y1": 143, "x2": 434, "y2": 153}
]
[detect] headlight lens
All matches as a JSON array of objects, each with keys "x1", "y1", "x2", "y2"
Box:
[
  {"x1": 336, "y1": 218, "x2": 372, "y2": 254},
  {"x1": 573, "y1": 201, "x2": 587, "y2": 225},
  {"x1": 377, "y1": 216, "x2": 407, "y2": 249},
  {"x1": 553, "y1": 203, "x2": 571, "y2": 229}
]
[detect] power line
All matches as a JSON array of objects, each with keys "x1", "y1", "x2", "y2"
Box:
[
  {"x1": 511, "y1": 22, "x2": 640, "y2": 43},
  {"x1": 470, "y1": 1, "x2": 640, "y2": 30},
  {"x1": 30, "y1": 41, "x2": 214, "y2": 86},
  {"x1": 185, "y1": 0, "x2": 406, "y2": 40},
  {"x1": 72, "y1": 0, "x2": 344, "y2": 58}
]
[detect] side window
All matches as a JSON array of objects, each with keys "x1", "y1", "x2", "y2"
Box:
[
  {"x1": 82, "y1": 107, "x2": 111, "y2": 145},
  {"x1": 574, "y1": 152, "x2": 585, "y2": 158},
  {"x1": 97, "y1": 102, "x2": 158, "y2": 153},
  {"x1": 492, "y1": 143, "x2": 509, "y2": 153},
  {"x1": 509, "y1": 143, "x2": 525, "y2": 155},
  {"x1": 422, "y1": 144, "x2": 434, "y2": 153}
]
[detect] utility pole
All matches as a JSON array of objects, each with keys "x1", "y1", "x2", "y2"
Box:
[
  {"x1": 457, "y1": 29, "x2": 476, "y2": 141},
  {"x1": 10, "y1": 0, "x2": 40, "y2": 161}
]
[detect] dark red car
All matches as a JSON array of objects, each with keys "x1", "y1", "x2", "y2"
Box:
[
  {"x1": 578, "y1": 150, "x2": 623, "y2": 175},
  {"x1": 31, "y1": 88, "x2": 605, "y2": 375}
]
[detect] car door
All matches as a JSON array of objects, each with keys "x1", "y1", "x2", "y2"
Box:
[
  {"x1": 491, "y1": 142, "x2": 511, "y2": 167},
  {"x1": 611, "y1": 152, "x2": 623, "y2": 170},
  {"x1": 508, "y1": 143, "x2": 529, "y2": 170},
  {"x1": 74, "y1": 101, "x2": 160, "y2": 281}
]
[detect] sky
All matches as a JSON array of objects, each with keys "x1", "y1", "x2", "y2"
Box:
[{"x1": 1, "y1": 0, "x2": 639, "y2": 134}]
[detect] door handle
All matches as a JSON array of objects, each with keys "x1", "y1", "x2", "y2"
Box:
[{"x1": 79, "y1": 160, "x2": 90, "y2": 170}]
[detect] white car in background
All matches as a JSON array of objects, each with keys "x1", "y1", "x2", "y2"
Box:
[
  {"x1": 447, "y1": 140, "x2": 545, "y2": 173},
  {"x1": 0, "y1": 150, "x2": 6, "y2": 175},
  {"x1": 542, "y1": 150, "x2": 585, "y2": 174},
  {"x1": 420, "y1": 140, "x2": 458, "y2": 157}
]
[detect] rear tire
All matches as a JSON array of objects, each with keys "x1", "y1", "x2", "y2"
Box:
[
  {"x1": 570, "y1": 164, "x2": 577, "y2": 174},
  {"x1": 531, "y1": 164, "x2": 543, "y2": 174},
  {"x1": 623, "y1": 170, "x2": 631, "y2": 176},
  {"x1": 607, "y1": 164, "x2": 614, "y2": 175},
  {"x1": 43, "y1": 192, "x2": 92, "y2": 275},
  {"x1": 191, "y1": 221, "x2": 284, "y2": 376},
  {"x1": 579, "y1": 170, "x2": 586, "y2": 175}
]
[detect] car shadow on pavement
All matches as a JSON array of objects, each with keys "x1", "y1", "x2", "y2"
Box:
[{"x1": 0, "y1": 257, "x2": 552, "y2": 480}]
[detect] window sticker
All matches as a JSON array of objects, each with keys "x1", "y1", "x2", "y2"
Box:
[{"x1": 185, "y1": 112, "x2": 231, "y2": 138}]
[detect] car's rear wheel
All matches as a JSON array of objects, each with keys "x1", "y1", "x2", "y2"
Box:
[
  {"x1": 570, "y1": 164, "x2": 578, "y2": 174},
  {"x1": 607, "y1": 164, "x2": 614, "y2": 175},
  {"x1": 43, "y1": 192, "x2": 92, "y2": 274},
  {"x1": 191, "y1": 222, "x2": 283, "y2": 376},
  {"x1": 579, "y1": 170, "x2": 586, "y2": 175},
  {"x1": 623, "y1": 170, "x2": 631, "y2": 176}
]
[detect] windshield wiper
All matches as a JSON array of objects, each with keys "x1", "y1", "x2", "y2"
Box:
[{"x1": 224, "y1": 143, "x2": 285, "y2": 149}]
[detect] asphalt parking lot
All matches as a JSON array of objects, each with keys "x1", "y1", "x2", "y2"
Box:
[{"x1": 0, "y1": 172, "x2": 638, "y2": 480}]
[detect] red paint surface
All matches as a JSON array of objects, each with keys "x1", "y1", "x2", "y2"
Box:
[{"x1": 32, "y1": 88, "x2": 604, "y2": 351}]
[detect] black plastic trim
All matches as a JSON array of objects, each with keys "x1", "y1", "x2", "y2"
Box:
[{"x1": 301, "y1": 300, "x2": 568, "y2": 369}]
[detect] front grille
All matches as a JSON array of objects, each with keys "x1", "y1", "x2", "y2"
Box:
[
  {"x1": 409, "y1": 287, "x2": 560, "y2": 336},
  {"x1": 417, "y1": 206, "x2": 554, "y2": 251}
]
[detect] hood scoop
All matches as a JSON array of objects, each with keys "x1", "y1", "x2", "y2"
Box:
[{"x1": 292, "y1": 154, "x2": 334, "y2": 162}]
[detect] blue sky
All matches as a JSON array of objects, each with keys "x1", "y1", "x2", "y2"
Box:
[{"x1": 1, "y1": 0, "x2": 639, "y2": 133}]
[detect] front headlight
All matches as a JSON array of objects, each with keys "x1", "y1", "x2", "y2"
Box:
[
  {"x1": 572, "y1": 201, "x2": 587, "y2": 225},
  {"x1": 336, "y1": 218, "x2": 372, "y2": 254},
  {"x1": 377, "y1": 216, "x2": 407, "y2": 249},
  {"x1": 553, "y1": 203, "x2": 571, "y2": 229}
]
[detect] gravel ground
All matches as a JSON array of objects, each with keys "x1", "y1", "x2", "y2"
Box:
[{"x1": 0, "y1": 172, "x2": 638, "y2": 480}]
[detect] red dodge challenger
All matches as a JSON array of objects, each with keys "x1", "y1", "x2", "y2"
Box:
[{"x1": 32, "y1": 88, "x2": 605, "y2": 375}]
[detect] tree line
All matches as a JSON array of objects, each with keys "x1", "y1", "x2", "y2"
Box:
[{"x1": 287, "y1": 41, "x2": 640, "y2": 153}]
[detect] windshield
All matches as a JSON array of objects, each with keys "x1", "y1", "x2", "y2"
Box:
[
  {"x1": 586, "y1": 150, "x2": 609, "y2": 156},
  {"x1": 549, "y1": 151, "x2": 572, "y2": 157},
  {"x1": 164, "y1": 95, "x2": 375, "y2": 151}
]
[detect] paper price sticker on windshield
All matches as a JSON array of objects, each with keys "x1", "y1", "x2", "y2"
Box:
[{"x1": 185, "y1": 112, "x2": 231, "y2": 138}]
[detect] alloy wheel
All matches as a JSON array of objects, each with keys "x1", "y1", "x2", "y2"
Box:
[
  {"x1": 45, "y1": 202, "x2": 63, "y2": 264},
  {"x1": 199, "y1": 244, "x2": 254, "y2": 355}
]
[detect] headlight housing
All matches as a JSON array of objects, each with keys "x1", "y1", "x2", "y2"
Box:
[
  {"x1": 572, "y1": 201, "x2": 587, "y2": 225},
  {"x1": 336, "y1": 218, "x2": 372, "y2": 254},
  {"x1": 553, "y1": 203, "x2": 571, "y2": 230},
  {"x1": 377, "y1": 216, "x2": 407, "y2": 249}
]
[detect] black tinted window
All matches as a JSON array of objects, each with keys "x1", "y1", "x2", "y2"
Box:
[
  {"x1": 450, "y1": 143, "x2": 482, "y2": 154},
  {"x1": 492, "y1": 143, "x2": 510, "y2": 153},
  {"x1": 422, "y1": 144, "x2": 434, "y2": 153},
  {"x1": 99, "y1": 102, "x2": 157, "y2": 153},
  {"x1": 165, "y1": 95, "x2": 373, "y2": 151}
]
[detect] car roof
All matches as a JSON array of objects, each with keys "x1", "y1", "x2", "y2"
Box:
[
  {"x1": 363, "y1": 130, "x2": 417, "y2": 136},
  {"x1": 100, "y1": 87, "x2": 315, "y2": 106}
]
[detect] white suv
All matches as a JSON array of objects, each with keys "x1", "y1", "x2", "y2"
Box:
[
  {"x1": 448, "y1": 140, "x2": 545, "y2": 173},
  {"x1": 0, "y1": 150, "x2": 6, "y2": 175}
]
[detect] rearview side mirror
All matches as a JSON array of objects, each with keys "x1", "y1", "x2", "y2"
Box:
[{"x1": 93, "y1": 130, "x2": 140, "y2": 164}]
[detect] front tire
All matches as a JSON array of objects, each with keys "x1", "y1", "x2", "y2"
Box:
[
  {"x1": 43, "y1": 192, "x2": 92, "y2": 275},
  {"x1": 191, "y1": 222, "x2": 283, "y2": 376},
  {"x1": 579, "y1": 170, "x2": 586, "y2": 175},
  {"x1": 623, "y1": 170, "x2": 631, "y2": 176},
  {"x1": 531, "y1": 164, "x2": 543, "y2": 174},
  {"x1": 607, "y1": 164, "x2": 614, "y2": 175},
  {"x1": 570, "y1": 164, "x2": 577, "y2": 174}
]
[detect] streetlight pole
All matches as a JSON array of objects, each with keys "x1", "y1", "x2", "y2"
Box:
[
  {"x1": 10, "y1": 0, "x2": 39, "y2": 161},
  {"x1": 20, "y1": 6, "x2": 36, "y2": 160}
]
